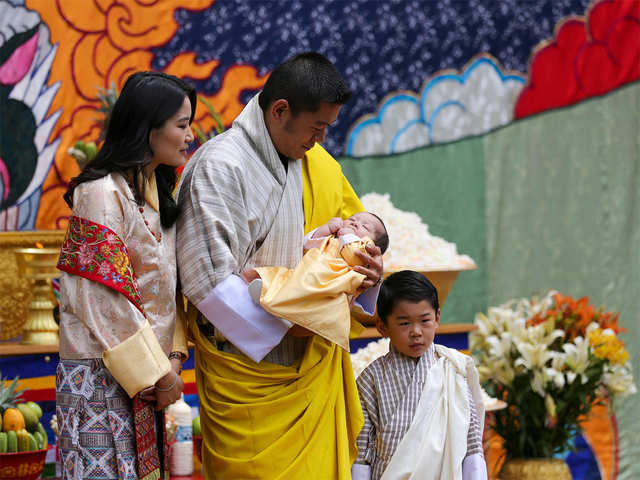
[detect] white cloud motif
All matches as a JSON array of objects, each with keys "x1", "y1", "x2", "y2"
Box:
[{"x1": 346, "y1": 56, "x2": 525, "y2": 157}]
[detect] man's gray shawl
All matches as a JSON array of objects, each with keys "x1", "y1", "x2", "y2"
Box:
[{"x1": 176, "y1": 95, "x2": 306, "y2": 363}]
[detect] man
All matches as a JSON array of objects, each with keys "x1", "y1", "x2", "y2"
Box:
[{"x1": 177, "y1": 52, "x2": 382, "y2": 479}]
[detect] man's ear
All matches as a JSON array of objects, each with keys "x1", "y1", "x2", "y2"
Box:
[
  {"x1": 376, "y1": 316, "x2": 388, "y2": 337},
  {"x1": 270, "y1": 99, "x2": 290, "y2": 122},
  {"x1": 435, "y1": 308, "x2": 441, "y2": 325}
]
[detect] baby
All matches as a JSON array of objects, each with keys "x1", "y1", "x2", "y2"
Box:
[{"x1": 247, "y1": 212, "x2": 388, "y2": 350}]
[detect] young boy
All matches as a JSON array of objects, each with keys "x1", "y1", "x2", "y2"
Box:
[
  {"x1": 352, "y1": 270, "x2": 487, "y2": 480},
  {"x1": 244, "y1": 211, "x2": 389, "y2": 350}
]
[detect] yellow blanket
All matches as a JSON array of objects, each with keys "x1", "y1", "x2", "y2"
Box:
[
  {"x1": 192, "y1": 144, "x2": 365, "y2": 479},
  {"x1": 256, "y1": 236, "x2": 372, "y2": 350}
]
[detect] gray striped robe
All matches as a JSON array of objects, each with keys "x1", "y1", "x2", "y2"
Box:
[
  {"x1": 176, "y1": 94, "x2": 308, "y2": 365},
  {"x1": 355, "y1": 343, "x2": 484, "y2": 479}
]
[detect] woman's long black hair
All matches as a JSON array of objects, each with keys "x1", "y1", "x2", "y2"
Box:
[{"x1": 64, "y1": 71, "x2": 197, "y2": 228}]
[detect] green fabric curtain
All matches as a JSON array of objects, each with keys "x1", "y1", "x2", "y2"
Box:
[{"x1": 339, "y1": 81, "x2": 640, "y2": 479}]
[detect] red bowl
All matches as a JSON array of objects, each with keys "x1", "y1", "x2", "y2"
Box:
[
  {"x1": 193, "y1": 435, "x2": 202, "y2": 463},
  {"x1": 0, "y1": 449, "x2": 47, "y2": 480}
]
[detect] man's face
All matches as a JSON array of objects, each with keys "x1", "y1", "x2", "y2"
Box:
[{"x1": 269, "y1": 101, "x2": 342, "y2": 159}]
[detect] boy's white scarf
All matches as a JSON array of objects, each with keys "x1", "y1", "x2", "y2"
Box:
[{"x1": 381, "y1": 345, "x2": 485, "y2": 480}]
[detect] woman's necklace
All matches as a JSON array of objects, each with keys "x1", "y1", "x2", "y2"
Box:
[
  {"x1": 138, "y1": 206, "x2": 162, "y2": 243},
  {"x1": 126, "y1": 174, "x2": 162, "y2": 243}
]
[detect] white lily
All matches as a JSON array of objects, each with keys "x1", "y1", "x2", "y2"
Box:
[
  {"x1": 545, "y1": 352, "x2": 567, "y2": 388},
  {"x1": 474, "y1": 312, "x2": 495, "y2": 338},
  {"x1": 563, "y1": 336, "x2": 591, "y2": 384},
  {"x1": 603, "y1": 364, "x2": 637, "y2": 397},
  {"x1": 531, "y1": 368, "x2": 546, "y2": 397},
  {"x1": 487, "y1": 333, "x2": 514, "y2": 361},
  {"x1": 494, "y1": 359, "x2": 516, "y2": 386},
  {"x1": 515, "y1": 324, "x2": 564, "y2": 371},
  {"x1": 507, "y1": 316, "x2": 528, "y2": 343},
  {"x1": 515, "y1": 342, "x2": 552, "y2": 370}
]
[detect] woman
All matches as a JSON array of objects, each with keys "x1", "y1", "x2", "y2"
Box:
[{"x1": 56, "y1": 71, "x2": 196, "y2": 480}]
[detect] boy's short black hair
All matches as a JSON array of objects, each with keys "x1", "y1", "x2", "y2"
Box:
[
  {"x1": 258, "y1": 51, "x2": 352, "y2": 115},
  {"x1": 368, "y1": 212, "x2": 389, "y2": 254},
  {"x1": 377, "y1": 270, "x2": 439, "y2": 324}
]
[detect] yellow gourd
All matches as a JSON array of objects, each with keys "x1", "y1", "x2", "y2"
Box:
[{"x1": 3, "y1": 408, "x2": 25, "y2": 432}]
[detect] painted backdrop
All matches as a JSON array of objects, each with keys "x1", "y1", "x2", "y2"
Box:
[{"x1": 1, "y1": 0, "x2": 638, "y2": 478}]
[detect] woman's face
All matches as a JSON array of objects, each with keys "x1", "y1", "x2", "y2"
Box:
[{"x1": 148, "y1": 96, "x2": 194, "y2": 169}]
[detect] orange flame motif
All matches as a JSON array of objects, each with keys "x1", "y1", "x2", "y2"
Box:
[{"x1": 27, "y1": 0, "x2": 268, "y2": 229}]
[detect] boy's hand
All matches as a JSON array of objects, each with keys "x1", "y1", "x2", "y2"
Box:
[
  {"x1": 327, "y1": 217, "x2": 344, "y2": 234},
  {"x1": 353, "y1": 244, "x2": 383, "y2": 291}
]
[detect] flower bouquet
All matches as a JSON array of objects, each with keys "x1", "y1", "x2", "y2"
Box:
[{"x1": 471, "y1": 291, "x2": 636, "y2": 459}]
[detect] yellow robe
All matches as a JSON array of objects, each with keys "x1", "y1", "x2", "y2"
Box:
[
  {"x1": 190, "y1": 143, "x2": 366, "y2": 479},
  {"x1": 302, "y1": 143, "x2": 365, "y2": 233}
]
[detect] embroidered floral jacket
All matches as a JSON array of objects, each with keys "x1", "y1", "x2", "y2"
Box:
[{"x1": 57, "y1": 172, "x2": 187, "y2": 397}]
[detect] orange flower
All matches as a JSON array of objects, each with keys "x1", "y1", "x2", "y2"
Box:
[{"x1": 527, "y1": 292, "x2": 622, "y2": 341}]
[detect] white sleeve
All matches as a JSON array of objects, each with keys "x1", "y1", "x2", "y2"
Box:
[
  {"x1": 303, "y1": 227, "x2": 325, "y2": 250},
  {"x1": 462, "y1": 453, "x2": 488, "y2": 480},
  {"x1": 352, "y1": 282, "x2": 381, "y2": 316},
  {"x1": 351, "y1": 463, "x2": 372, "y2": 480},
  {"x1": 196, "y1": 274, "x2": 291, "y2": 362}
]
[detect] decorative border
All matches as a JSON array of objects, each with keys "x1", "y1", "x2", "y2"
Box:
[{"x1": 57, "y1": 216, "x2": 144, "y2": 315}]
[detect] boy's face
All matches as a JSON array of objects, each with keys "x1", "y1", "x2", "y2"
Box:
[
  {"x1": 344, "y1": 212, "x2": 384, "y2": 241},
  {"x1": 376, "y1": 299, "x2": 440, "y2": 358}
]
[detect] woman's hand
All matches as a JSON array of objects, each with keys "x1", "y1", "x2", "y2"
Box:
[
  {"x1": 352, "y1": 243, "x2": 383, "y2": 291},
  {"x1": 138, "y1": 385, "x2": 156, "y2": 404},
  {"x1": 153, "y1": 371, "x2": 184, "y2": 410}
]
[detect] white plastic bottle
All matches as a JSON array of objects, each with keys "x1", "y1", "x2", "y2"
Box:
[{"x1": 168, "y1": 394, "x2": 193, "y2": 476}]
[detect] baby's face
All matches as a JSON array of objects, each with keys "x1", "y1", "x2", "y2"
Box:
[{"x1": 344, "y1": 212, "x2": 384, "y2": 241}]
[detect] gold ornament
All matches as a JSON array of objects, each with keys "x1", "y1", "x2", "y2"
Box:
[
  {"x1": 500, "y1": 458, "x2": 571, "y2": 480},
  {"x1": 0, "y1": 231, "x2": 65, "y2": 341},
  {"x1": 14, "y1": 248, "x2": 61, "y2": 345}
]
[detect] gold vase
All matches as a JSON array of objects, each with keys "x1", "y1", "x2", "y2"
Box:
[
  {"x1": 500, "y1": 458, "x2": 571, "y2": 480},
  {"x1": 14, "y1": 248, "x2": 60, "y2": 345}
]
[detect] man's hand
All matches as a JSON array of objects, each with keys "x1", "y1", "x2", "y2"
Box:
[
  {"x1": 352, "y1": 243, "x2": 383, "y2": 292},
  {"x1": 239, "y1": 269, "x2": 260, "y2": 284}
]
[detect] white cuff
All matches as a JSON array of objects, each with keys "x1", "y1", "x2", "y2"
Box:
[
  {"x1": 351, "y1": 463, "x2": 372, "y2": 480},
  {"x1": 462, "y1": 453, "x2": 488, "y2": 480},
  {"x1": 339, "y1": 233, "x2": 361, "y2": 246},
  {"x1": 303, "y1": 228, "x2": 325, "y2": 250},
  {"x1": 304, "y1": 227, "x2": 319, "y2": 242},
  {"x1": 353, "y1": 282, "x2": 381, "y2": 316},
  {"x1": 196, "y1": 274, "x2": 291, "y2": 362}
]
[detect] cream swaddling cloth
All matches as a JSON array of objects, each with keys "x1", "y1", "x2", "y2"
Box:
[{"x1": 255, "y1": 234, "x2": 373, "y2": 350}]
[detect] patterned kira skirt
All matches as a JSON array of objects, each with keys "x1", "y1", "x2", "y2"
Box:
[{"x1": 56, "y1": 358, "x2": 139, "y2": 480}]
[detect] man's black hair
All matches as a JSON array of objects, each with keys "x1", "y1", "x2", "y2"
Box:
[
  {"x1": 259, "y1": 52, "x2": 352, "y2": 114},
  {"x1": 377, "y1": 270, "x2": 439, "y2": 324}
]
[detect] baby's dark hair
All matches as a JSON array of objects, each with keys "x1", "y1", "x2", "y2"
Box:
[
  {"x1": 376, "y1": 270, "x2": 439, "y2": 324},
  {"x1": 368, "y1": 212, "x2": 389, "y2": 254}
]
